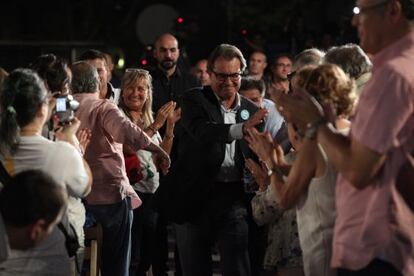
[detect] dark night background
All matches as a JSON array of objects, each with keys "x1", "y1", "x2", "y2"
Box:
[{"x1": 0, "y1": 0, "x2": 357, "y2": 74}]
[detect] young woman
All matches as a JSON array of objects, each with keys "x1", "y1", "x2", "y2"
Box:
[{"x1": 0, "y1": 68, "x2": 92, "y2": 275}]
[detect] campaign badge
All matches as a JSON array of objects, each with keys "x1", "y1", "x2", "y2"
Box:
[{"x1": 240, "y1": 109, "x2": 250, "y2": 120}]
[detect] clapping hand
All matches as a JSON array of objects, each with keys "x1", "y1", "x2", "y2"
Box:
[
  {"x1": 154, "y1": 101, "x2": 176, "y2": 130},
  {"x1": 245, "y1": 128, "x2": 276, "y2": 165},
  {"x1": 167, "y1": 107, "x2": 181, "y2": 125},
  {"x1": 245, "y1": 158, "x2": 269, "y2": 192},
  {"x1": 76, "y1": 128, "x2": 92, "y2": 155}
]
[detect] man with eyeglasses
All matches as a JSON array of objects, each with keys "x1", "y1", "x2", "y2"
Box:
[
  {"x1": 267, "y1": 54, "x2": 292, "y2": 98},
  {"x1": 168, "y1": 44, "x2": 267, "y2": 276},
  {"x1": 275, "y1": 0, "x2": 414, "y2": 275}
]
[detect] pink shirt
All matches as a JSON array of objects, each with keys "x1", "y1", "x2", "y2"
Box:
[
  {"x1": 332, "y1": 30, "x2": 414, "y2": 273},
  {"x1": 74, "y1": 93, "x2": 151, "y2": 207}
]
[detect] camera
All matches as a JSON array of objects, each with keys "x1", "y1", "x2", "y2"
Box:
[{"x1": 55, "y1": 95, "x2": 79, "y2": 125}]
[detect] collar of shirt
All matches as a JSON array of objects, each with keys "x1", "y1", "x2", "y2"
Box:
[{"x1": 214, "y1": 92, "x2": 241, "y2": 114}]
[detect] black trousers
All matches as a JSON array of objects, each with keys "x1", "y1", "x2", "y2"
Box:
[{"x1": 338, "y1": 259, "x2": 402, "y2": 276}]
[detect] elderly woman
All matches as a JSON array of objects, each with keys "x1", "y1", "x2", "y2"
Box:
[
  {"x1": 0, "y1": 68, "x2": 92, "y2": 275},
  {"x1": 246, "y1": 64, "x2": 354, "y2": 276},
  {"x1": 118, "y1": 68, "x2": 180, "y2": 276}
]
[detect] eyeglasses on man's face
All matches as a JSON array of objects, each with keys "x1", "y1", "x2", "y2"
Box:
[
  {"x1": 211, "y1": 70, "x2": 242, "y2": 82},
  {"x1": 353, "y1": 0, "x2": 388, "y2": 15}
]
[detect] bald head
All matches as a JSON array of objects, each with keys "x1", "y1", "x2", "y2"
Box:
[
  {"x1": 71, "y1": 61, "x2": 99, "y2": 94},
  {"x1": 154, "y1": 33, "x2": 180, "y2": 73}
]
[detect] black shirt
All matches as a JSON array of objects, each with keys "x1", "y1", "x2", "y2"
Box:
[
  {"x1": 151, "y1": 67, "x2": 200, "y2": 113},
  {"x1": 150, "y1": 67, "x2": 200, "y2": 163}
]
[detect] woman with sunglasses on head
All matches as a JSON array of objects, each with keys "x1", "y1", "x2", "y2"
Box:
[{"x1": 119, "y1": 68, "x2": 180, "y2": 276}]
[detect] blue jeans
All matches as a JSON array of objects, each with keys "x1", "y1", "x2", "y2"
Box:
[
  {"x1": 175, "y1": 202, "x2": 251, "y2": 276},
  {"x1": 87, "y1": 197, "x2": 133, "y2": 276}
]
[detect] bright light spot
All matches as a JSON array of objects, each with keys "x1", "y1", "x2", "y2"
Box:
[
  {"x1": 177, "y1": 17, "x2": 184, "y2": 23},
  {"x1": 141, "y1": 59, "x2": 147, "y2": 65},
  {"x1": 117, "y1": 58, "x2": 125, "y2": 68},
  {"x1": 353, "y1": 7, "x2": 360, "y2": 15}
]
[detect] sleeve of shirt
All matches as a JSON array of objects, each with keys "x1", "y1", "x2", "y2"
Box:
[
  {"x1": 263, "y1": 99, "x2": 284, "y2": 138},
  {"x1": 101, "y1": 103, "x2": 151, "y2": 151},
  {"x1": 59, "y1": 142, "x2": 89, "y2": 198},
  {"x1": 352, "y1": 67, "x2": 414, "y2": 154}
]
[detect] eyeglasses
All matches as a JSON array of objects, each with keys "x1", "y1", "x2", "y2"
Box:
[
  {"x1": 211, "y1": 70, "x2": 242, "y2": 82},
  {"x1": 353, "y1": 1, "x2": 388, "y2": 15}
]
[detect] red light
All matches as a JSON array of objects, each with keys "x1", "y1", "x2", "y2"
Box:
[
  {"x1": 177, "y1": 17, "x2": 184, "y2": 23},
  {"x1": 241, "y1": 29, "x2": 247, "y2": 35},
  {"x1": 141, "y1": 59, "x2": 147, "y2": 65}
]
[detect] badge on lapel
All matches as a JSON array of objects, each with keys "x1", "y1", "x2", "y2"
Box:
[{"x1": 240, "y1": 109, "x2": 250, "y2": 121}]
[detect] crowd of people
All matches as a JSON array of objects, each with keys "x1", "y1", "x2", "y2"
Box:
[{"x1": 0, "y1": 0, "x2": 413, "y2": 276}]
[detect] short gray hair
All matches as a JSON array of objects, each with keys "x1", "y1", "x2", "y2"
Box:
[
  {"x1": 207, "y1": 44, "x2": 247, "y2": 73},
  {"x1": 324, "y1": 44, "x2": 372, "y2": 79},
  {"x1": 293, "y1": 48, "x2": 325, "y2": 71},
  {"x1": 70, "y1": 61, "x2": 99, "y2": 94}
]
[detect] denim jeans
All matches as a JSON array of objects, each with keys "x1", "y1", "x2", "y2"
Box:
[{"x1": 87, "y1": 197, "x2": 133, "y2": 276}]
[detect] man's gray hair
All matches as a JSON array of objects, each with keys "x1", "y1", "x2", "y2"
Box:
[
  {"x1": 207, "y1": 44, "x2": 247, "y2": 72},
  {"x1": 324, "y1": 43, "x2": 372, "y2": 79},
  {"x1": 293, "y1": 48, "x2": 325, "y2": 71},
  {"x1": 70, "y1": 61, "x2": 99, "y2": 94}
]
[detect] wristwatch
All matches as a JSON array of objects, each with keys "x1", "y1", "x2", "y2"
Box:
[{"x1": 304, "y1": 117, "x2": 326, "y2": 140}]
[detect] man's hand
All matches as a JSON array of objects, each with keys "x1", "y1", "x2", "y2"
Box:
[
  {"x1": 243, "y1": 108, "x2": 268, "y2": 134},
  {"x1": 153, "y1": 147, "x2": 171, "y2": 175}
]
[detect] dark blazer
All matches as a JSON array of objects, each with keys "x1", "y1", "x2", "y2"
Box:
[
  {"x1": 154, "y1": 86, "x2": 262, "y2": 223},
  {"x1": 179, "y1": 86, "x2": 261, "y2": 180}
]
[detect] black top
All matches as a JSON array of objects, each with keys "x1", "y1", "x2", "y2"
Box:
[
  {"x1": 150, "y1": 67, "x2": 200, "y2": 164},
  {"x1": 151, "y1": 67, "x2": 200, "y2": 113}
]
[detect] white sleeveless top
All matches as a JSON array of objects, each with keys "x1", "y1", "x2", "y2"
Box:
[{"x1": 296, "y1": 145, "x2": 337, "y2": 276}]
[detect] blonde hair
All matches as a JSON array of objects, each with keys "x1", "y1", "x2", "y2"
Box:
[
  {"x1": 305, "y1": 64, "x2": 355, "y2": 117},
  {"x1": 119, "y1": 69, "x2": 154, "y2": 128}
]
